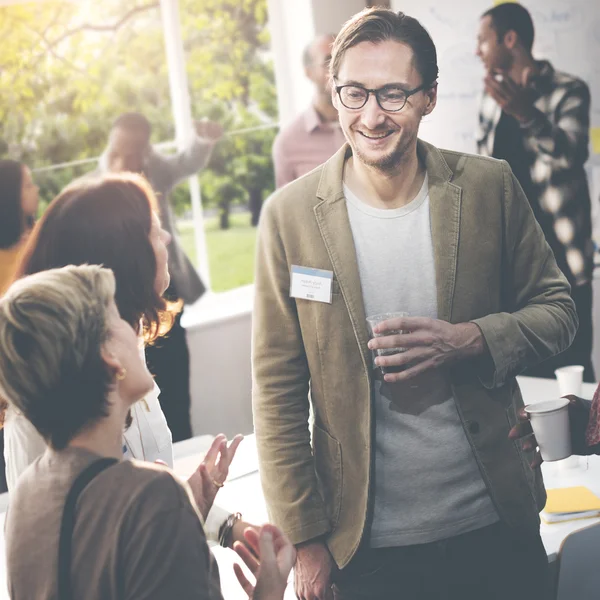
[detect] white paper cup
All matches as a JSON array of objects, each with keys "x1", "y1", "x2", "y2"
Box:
[
  {"x1": 524, "y1": 398, "x2": 571, "y2": 462},
  {"x1": 555, "y1": 365, "x2": 584, "y2": 397}
]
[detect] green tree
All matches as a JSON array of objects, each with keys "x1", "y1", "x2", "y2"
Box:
[{"x1": 0, "y1": 0, "x2": 277, "y2": 227}]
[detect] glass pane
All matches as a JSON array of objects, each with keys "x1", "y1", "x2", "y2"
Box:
[
  {"x1": 0, "y1": 0, "x2": 170, "y2": 211},
  {"x1": 179, "y1": 0, "x2": 277, "y2": 292}
]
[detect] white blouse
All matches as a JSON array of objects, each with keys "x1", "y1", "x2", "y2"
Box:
[{"x1": 3, "y1": 380, "x2": 229, "y2": 542}]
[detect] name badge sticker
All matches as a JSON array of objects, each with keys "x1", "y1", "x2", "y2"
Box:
[{"x1": 290, "y1": 265, "x2": 333, "y2": 304}]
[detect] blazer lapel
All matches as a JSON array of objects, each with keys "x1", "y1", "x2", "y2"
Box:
[
  {"x1": 313, "y1": 146, "x2": 371, "y2": 369},
  {"x1": 419, "y1": 140, "x2": 462, "y2": 323}
]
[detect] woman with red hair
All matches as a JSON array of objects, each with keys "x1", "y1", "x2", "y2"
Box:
[{"x1": 3, "y1": 173, "x2": 252, "y2": 547}]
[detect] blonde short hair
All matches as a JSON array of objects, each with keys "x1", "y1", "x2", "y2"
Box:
[{"x1": 0, "y1": 264, "x2": 116, "y2": 449}]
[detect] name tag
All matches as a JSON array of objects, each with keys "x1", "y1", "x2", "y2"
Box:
[{"x1": 290, "y1": 265, "x2": 333, "y2": 304}]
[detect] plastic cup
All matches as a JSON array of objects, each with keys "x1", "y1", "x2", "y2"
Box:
[
  {"x1": 555, "y1": 365, "x2": 584, "y2": 397},
  {"x1": 524, "y1": 398, "x2": 571, "y2": 462},
  {"x1": 366, "y1": 312, "x2": 408, "y2": 374}
]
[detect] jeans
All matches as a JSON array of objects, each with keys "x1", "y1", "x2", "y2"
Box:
[{"x1": 333, "y1": 521, "x2": 550, "y2": 600}]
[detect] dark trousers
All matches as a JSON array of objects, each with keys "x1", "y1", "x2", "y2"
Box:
[
  {"x1": 333, "y1": 521, "x2": 550, "y2": 600},
  {"x1": 145, "y1": 310, "x2": 193, "y2": 442},
  {"x1": 523, "y1": 281, "x2": 595, "y2": 383}
]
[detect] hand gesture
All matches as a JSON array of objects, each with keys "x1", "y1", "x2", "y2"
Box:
[
  {"x1": 233, "y1": 524, "x2": 296, "y2": 600},
  {"x1": 187, "y1": 433, "x2": 243, "y2": 519},
  {"x1": 484, "y1": 68, "x2": 536, "y2": 123},
  {"x1": 195, "y1": 118, "x2": 224, "y2": 142}
]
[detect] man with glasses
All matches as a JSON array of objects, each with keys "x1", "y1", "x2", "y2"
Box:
[
  {"x1": 272, "y1": 34, "x2": 345, "y2": 188},
  {"x1": 253, "y1": 7, "x2": 575, "y2": 600}
]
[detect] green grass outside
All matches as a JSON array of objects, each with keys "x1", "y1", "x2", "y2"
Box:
[{"x1": 178, "y1": 212, "x2": 257, "y2": 292}]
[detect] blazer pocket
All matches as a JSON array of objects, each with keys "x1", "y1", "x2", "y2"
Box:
[{"x1": 312, "y1": 424, "x2": 343, "y2": 529}]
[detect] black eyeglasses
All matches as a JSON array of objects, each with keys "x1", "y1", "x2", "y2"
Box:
[{"x1": 335, "y1": 82, "x2": 430, "y2": 112}]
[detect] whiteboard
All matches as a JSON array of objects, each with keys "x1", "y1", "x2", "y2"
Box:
[{"x1": 390, "y1": 0, "x2": 600, "y2": 211}]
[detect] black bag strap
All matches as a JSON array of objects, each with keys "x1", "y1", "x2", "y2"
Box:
[{"x1": 57, "y1": 457, "x2": 119, "y2": 600}]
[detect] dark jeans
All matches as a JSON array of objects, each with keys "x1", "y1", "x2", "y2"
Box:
[
  {"x1": 333, "y1": 521, "x2": 550, "y2": 600},
  {"x1": 145, "y1": 310, "x2": 193, "y2": 443},
  {"x1": 523, "y1": 281, "x2": 595, "y2": 383}
]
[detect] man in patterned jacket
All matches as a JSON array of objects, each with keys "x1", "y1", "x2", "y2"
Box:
[{"x1": 476, "y1": 2, "x2": 594, "y2": 381}]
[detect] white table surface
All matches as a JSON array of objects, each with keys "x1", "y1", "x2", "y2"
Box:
[
  {"x1": 518, "y1": 376, "x2": 600, "y2": 562},
  {"x1": 0, "y1": 375, "x2": 597, "y2": 599},
  {"x1": 172, "y1": 376, "x2": 600, "y2": 596}
]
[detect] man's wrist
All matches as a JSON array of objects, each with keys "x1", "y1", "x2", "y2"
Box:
[{"x1": 455, "y1": 322, "x2": 487, "y2": 359}]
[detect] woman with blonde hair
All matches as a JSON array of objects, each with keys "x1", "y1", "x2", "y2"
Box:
[
  {"x1": 3, "y1": 173, "x2": 251, "y2": 547},
  {"x1": 0, "y1": 264, "x2": 294, "y2": 599}
]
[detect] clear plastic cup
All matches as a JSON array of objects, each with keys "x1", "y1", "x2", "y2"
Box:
[{"x1": 366, "y1": 312, "x2": 408, "y2": 375}]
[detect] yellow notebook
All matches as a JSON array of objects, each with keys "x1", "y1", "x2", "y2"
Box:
[{"x1": 541, "y1": 487, "x2": 600, "y2": 524}]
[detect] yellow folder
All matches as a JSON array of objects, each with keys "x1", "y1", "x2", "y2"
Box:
[
  {"x1": 541, "y1": 487, "x2": 600, "y2": 524},
  {"x1": 545, "y1": 487, "x2": 600, "y2": 514}
]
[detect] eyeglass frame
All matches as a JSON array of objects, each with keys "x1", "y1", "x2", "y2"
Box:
[{"x1": 334, "y1": 81, "x2": 432, "y2": 112}]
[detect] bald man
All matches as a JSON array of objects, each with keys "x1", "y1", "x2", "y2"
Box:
[{"x1": 272, "y1": 34, "x2": 346, "y2": 188}]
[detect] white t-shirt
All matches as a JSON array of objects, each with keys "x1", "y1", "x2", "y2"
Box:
[{"x1": 344, "y1": 175, "x2": 498, "y2": 547}]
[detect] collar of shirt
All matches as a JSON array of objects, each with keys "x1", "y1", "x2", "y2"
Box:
[
  {"x1": 529, "y1": 59, "x2": 555, "y2": 96},
  {"x1": 303, "y1": 104, "x2": 339, "y2": 134}
]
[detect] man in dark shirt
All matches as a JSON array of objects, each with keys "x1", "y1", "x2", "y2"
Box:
[{"x1": 476, "y1": 2, "x2": 594, "y2": 381}]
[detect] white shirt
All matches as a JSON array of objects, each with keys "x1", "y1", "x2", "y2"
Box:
[{"x1": 3, "y1": 353, "x2": 229, "y2": 541}]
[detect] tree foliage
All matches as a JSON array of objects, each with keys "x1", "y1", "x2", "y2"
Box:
[{"x1": 0, "y1": 0, "x2": 277, "y2": 223}]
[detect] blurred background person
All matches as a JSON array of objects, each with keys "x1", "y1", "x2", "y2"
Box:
[
  {"x1": 272, "y1": 34, "x2": 345, "y2": 188},
  {"x1": 476, "y1": 2, "x2": 594, "y2": 381},
  {"x1": 0, "y1": 160, "x2": 39, "y2": 296},
  {"x1": 95, "y1": 112, "x2": 223, "y2": 442},
  {"x1": 0, "y1": 264, "x2": 294, "y2": 600},
  {"x1": 3, "y1": 174, "x2": 253, "y2": 549},
  {"x1": 0, "y1": 158, "x2": 39, "y2": 492}
]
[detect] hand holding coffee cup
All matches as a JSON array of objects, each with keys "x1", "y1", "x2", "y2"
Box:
[
  {"x1": 509, "y1": 398, "x2": 574, "y2": 466},
  {"x1": 523, "y1": 399, "x2": 572, "y2": 462}
]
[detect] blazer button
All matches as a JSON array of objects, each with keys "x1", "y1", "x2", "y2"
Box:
[{"x1": 467, "y1": 421, "x2": 480, "y2": 435}]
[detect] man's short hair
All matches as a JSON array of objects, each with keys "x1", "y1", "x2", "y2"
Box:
[
  {"x1": 112, "y1": 112, "x2": 152, "y2": 139},
  {"x1": 302, "y1": 34, "x2": 337, "y2": 69},
  {"x1": 0, "y1": 265, "x2": 116, "y2": 449},
  {"x1": 331, "y1": 8, "x2": 438, "y2": 88},
  {"x1": 483, "y1": 3, "x2": 535, "y2": 52}
]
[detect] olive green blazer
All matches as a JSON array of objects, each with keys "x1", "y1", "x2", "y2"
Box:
[{"x1": 252, "y1": 140, "x2": 577, "y2": 568}]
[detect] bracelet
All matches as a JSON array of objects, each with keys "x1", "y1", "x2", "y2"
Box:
[{"x1": 218, "y1": 512, "x2": 242, "y2": 548}]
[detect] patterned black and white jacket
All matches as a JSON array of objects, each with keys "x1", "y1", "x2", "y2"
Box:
[{"x1": 477, "y1": 60, "x2": 593, "y2": 287}]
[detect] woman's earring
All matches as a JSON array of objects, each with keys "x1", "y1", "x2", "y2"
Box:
[{"x1": 116, "y1": 368, "x2": 127, "y2": 381}]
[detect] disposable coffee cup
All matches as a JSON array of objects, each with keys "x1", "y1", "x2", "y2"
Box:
[
  {"x1": 555, "y1": 365, "x2": 584, "y2": 397},
  {"x1": 366, "y1": 312, "x2": 408, "y2": 375},
  {"x1": 524, "y1": 398, "x2": 571, "y2": 462}
]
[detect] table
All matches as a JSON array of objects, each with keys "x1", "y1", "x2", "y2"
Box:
[
  {"x1": 518, "y1": 376, "x2": 600, "y2": 562},
  {"x1": 0, "y1": 376, "x2": 596, "y2": 599},
  {"x1": 172, "y1": 376, "x2": 600, "y2": 597}
]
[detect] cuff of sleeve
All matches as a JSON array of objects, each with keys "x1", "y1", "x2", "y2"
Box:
[
  {"x1": 470, "y1": 316, "x2": 509, "y2": 389},
  {"x1": 284, "y1": 518, "x2": 332, "y2": 547}
]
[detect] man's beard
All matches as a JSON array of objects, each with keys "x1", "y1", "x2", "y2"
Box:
[{"x1": 353, "y1": 131, "x2": 414, "y2": 173}]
